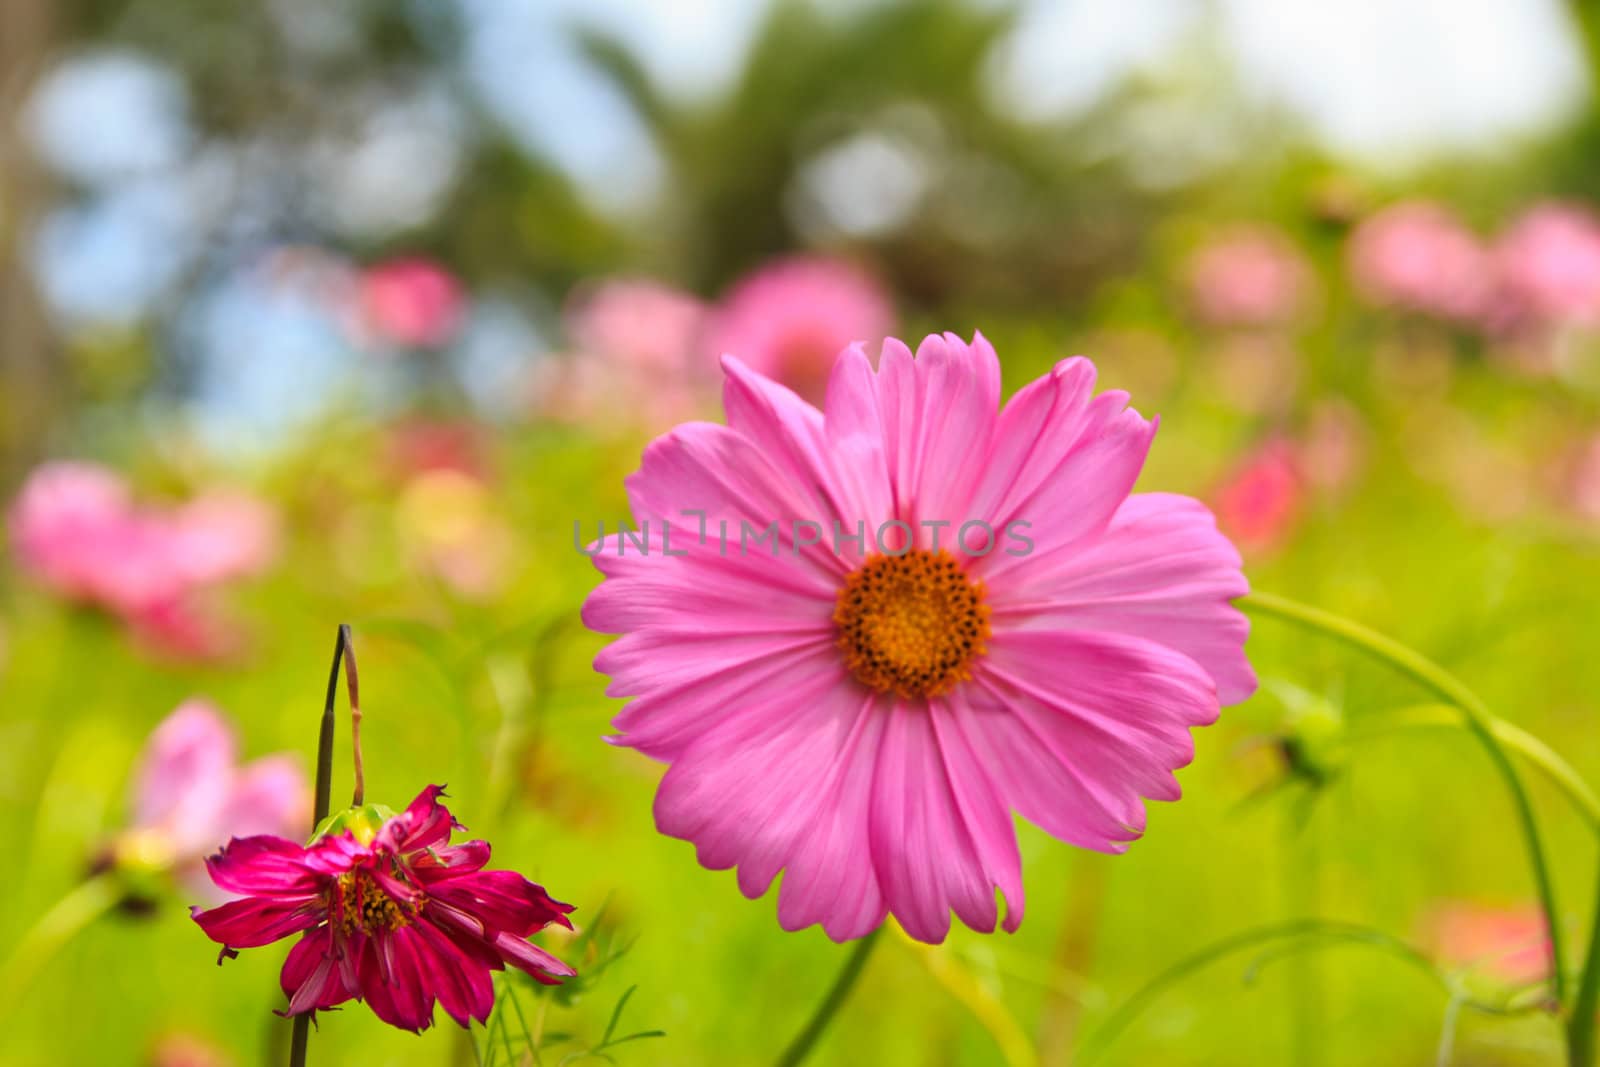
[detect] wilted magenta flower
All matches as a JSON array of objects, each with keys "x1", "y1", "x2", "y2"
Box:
[
  {"x1": 1211, "y1": 439, "x2": 1305, "y2": 555},
  {"x1": 583, "y1": 333, "x2": 1254, "y2": 943},
  {"x1": 1347, "y1": 200, "x2": 1493, "y2": 323},
  {"x1": 1185, "y1": 226, "x2": 1314, "y2": 328},
  {"x1": 360, "y1": 257, "x2": 464, "y2": 348},
  {"x1": 117, "y1": 701, "x2": 309, "y2": 897},
  {"x1": 1494, "y1": 202, "x2": 1600, "y2": 329},
  {"x1": 192, "y1": 786, "x2": 575, "y2": 1032},
  {"x1": 704, "y1": 256, "x2": 893, "y2": 403}
]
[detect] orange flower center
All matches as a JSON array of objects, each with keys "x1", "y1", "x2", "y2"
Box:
[
  {"x1": 833, "y1": 549, "x2": 990, "y2": 699},
  {"x1": 332, "y1": 869, "x2": 421, "y2": 935}
]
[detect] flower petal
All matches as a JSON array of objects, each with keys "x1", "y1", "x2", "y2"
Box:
[
  {"x1": 867, "y1": 703, "x2": 1008, "y2": 943},
  {"x1": 377, "y1": 785, "x2": 458, "y2": 855},
  {"x1": 281, "y1": 928, "x2": 355, "y2": 1014},
  {"x1": 992, "y1": 492, "x2": 1257, "y2": 704},
  {"x1": 204, "y1": 834, "x2": 324, "y2": 898},
  {"x1": 653, "y1": 675, "x2": 878, "y2": 909},
  {"x1": 968, "y1": 629, "x2": 1220, "y2": 853},
  {"x1": 133, "y1": 700, "x2": 236, "y2": 835},
  {"x1": 362, "y1": 929, "x2": 434, "y2": 1033},
  {"x1": 874, "y1": 333, "x2": 1001, "y2": 536},
  {"x1": 191, "y1": 895, "x2": 319, "y2": 948},
  {"x1": 494, "y1": 931, "x2": 577, "y2": 984}
]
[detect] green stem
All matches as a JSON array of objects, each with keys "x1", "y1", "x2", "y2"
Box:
[
  {"x1": 1078, "y1": 919, "x2": 1526, "y2": 1064},
  {"x1": 290, "y1": 623, "x2": 351, "y2": 1067},
  {"x1": 1241, "y1": 592, "x2": 1568, "y2": 1005},
  {"x1": 775, "y1": 929, "x2": 882, "y2": 1067},
  {"x1": 1340, "y1": 704, "x2": 1600, "y2": 833},
  {"x1": 1571, "y1": 897, "x2": 1600, "y2": 1065},
  {"x1": 0, "y1": 872, "x2": 119, "y2": 1019}
]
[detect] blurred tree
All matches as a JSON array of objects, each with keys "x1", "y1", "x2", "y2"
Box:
[{"x1": 575, "y1": 0, "x2": 1166, "y2": 310}]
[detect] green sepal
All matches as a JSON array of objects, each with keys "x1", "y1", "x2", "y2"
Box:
[{"x1": 310, "y1": 802, "x2": 398, "y2": 845}]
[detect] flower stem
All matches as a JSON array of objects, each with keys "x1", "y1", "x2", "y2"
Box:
[
  {"x1": 1240, "y1": 592, "x2": 1568, "y2": 1006},
  {"x1": 0, "y1": 872, "x2": 119, "y2": 1020},
  {"x1": 1340, "y1": 704, "x2": 1600, "y2": 833},
  {"x1": 340, "y1": 626, "x2": 363, "y2": 806},
  {"x1": 290, "y1": 624, "x2": 352, "y2": 1067},
  {"x1": 775, "y1": 928, "x2": 882, "y2": 1067}
]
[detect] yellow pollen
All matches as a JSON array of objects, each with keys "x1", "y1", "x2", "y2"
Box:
[
  {"x1": 833, "y1": 549, "x2": 991, "y2": 699},
  {"x1": 332, "y1": 870, "x2": 422, "y2": 936}
]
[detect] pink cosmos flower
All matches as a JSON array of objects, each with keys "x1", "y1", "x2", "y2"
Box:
[
  {"x1": 192, "y1": 786, "x2": 575, "y2": 1032},
  {"x1": 360, "y1": 257, "x2": 465, "y2": 348},
  {"x1": 1494, "y1": 202, "x2": 1600, "y2": 329},
  {"x1": 1347, "y1": 201, "x2": 1493, "y2": 323},
  {"x1": 703, "y1": 256, "x2": 894, "y2": 404},
  {"x1": 1185, "y1": 226, "x2": 1314, "y2": 328},
  {"x1": 117, "y1": 701, "x2": 309, "y2": 897},
  {"x1": 582, "y1": 332, "x2": 1255, "y2": 943},
  {"x1": 1210, "y1": 439, "x2": 1305, "y2": 555}
]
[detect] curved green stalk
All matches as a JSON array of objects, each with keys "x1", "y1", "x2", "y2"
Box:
[
  {"x1": 775, "y1": 928, "x2": 881, "y2": 1067},
  {"x1": 1340, "y1": 704, "x2": 1600, "y2": 833},
  {"x1": 1241, "y1": 592, "x2": 1569, "y2": 1005},
  {"x1": 0, "y1": 872, "x2": 120, "y2": 1022},
  {"x1": 1078, "y1": 919, "x2": 1531, "y2": 1065}
]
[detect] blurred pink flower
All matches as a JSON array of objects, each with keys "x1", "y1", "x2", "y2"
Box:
[
  {"x1": 1347, "y1": 200, "x2": 1493, "y2": 323},
  {"x1": 1211, "y1": 439, "x2": 1304, "y2": 554},
  {"x1": 1564, "y1": 432, "x2": 1600, "y2": 523},
  {"x1": 125, "y1": 597, "x2": 248, "y2": 664},
  {"x1": 169, "y1": 492, "x2": 280, "y2": 586},
  {"x1": 566, "y1": 277, "x2": 709, "y2": 373},
  {"x1": 535, "y1": 276, "x2": 715, "y2": 432},
  {"x1": 360, "y1": 257, "x2": 465, "y2": 348},
  {"x1": 1185, "y1": 227, "x2": 1314, "y2": 328},
  {"x1": 117, "y1": 700, "x2": 310, "y2": 898},
  {"x1": 1300, "y1": 400, "x2": 1367, "y2": 496},
  {"x1": 1425, "y1": 902, "x2": 1550, "y2": 987},
  {"x1": 8, "y1": 462, "x2": 137, "y2": 601},
  {"x1": 7, "y1": 462, "x2": 279, "y2": 659},
  {"x1": 148, "y1": 1033, "x2": 235, "y2": 1067},
  {"x1": 704, "y1": 255, "x2": 894, "y2": 403},
  {"x1": 384, "y1": 418, "x2": 492, "y2": 482},
  {"x1": 1494, "y1": 202, "x2": 1600, "y2": 329},
  {"x1": 396, "y1": 469, "x2": 516, "y2": 600}
]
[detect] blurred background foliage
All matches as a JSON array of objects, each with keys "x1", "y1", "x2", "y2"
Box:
[{"x1": 6, "y1": 0, "x2": 1600, "y2": 1064}]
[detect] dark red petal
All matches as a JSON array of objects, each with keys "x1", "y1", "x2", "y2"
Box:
[
  {"x1": 411, "y1": 918, "x2": 496, "y2": 1028},
  {"x1": 281, "y1": 928, "x2": 356, "y2": 1014},
  {"x1": 427, "y1": 870, "x2": 575, "y2": 938},
  {"x1": 493, "y1": 931, "x2": 575, "y2": 985},
  {"x1": 377, "y1": 785, "x2": 457, "y2": 856},
  {"x1": 191, "y1": 897, "x2": 319, "y2": 948},
  {"x1": 205, "y1": 835, "x2": 324, "y2": 898},
  {"x1": 360, "y1": 929, "x2": 435, "y2": 1033},
  {"x1": 412, "y1": 839, "x2": 490, "y2": 875},
  {"x1": 301, "y1": 831, "x2": 367, "y2": 874}
]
